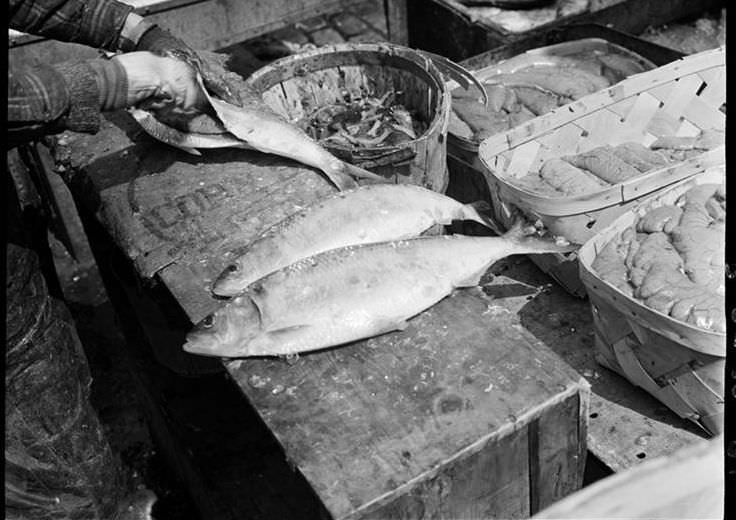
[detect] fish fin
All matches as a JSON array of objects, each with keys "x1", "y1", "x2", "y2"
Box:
[
  {"x1": 173, "y1": 144, "x2": 202, "y2": 156},
  {"x1": 463, "y1": 201, "x2": 503, "y2": 235},
  {"x1": 420, "y1": 50, "x2": 489, "y2": 108},
  {"x1": 394, "y1": 320, "x2": 409, "y2": 331},
  {"x1": 454, "y1": 269, "x2": 486, "y2": 288},
  {"x1": 340, "y1": 161, "x2": 387, "y2": 182},
  {"x1": 264, "y1": 324, "x2": 312, "y2": 335},
  {"x1": 322, "y1": 165, "x2": 359, "y2": 191}
]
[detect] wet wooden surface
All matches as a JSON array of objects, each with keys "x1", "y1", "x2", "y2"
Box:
[
  {"x1": 56, "y1": 109, "x2": 591, "y2": 518},
  {"x1": 227, "y1": 288, "x2": 588, "y2": 519},
  {"x1": 55, "y1": 104, "x2": 706, "y2": 481}
]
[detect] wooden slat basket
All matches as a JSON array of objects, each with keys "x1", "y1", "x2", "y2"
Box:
[
  {"x1": 477, "y1": 47, "x2": 725, "y2": 297},
  {"x1": 245, "y1": 43, "x2": 453, "y2": 192},
  {"x1": 577, "y1": 165, "x2": 726, "y2": 436},
  {"x1": 447, "y1": 37, "x2": 658, "y2": 163}
]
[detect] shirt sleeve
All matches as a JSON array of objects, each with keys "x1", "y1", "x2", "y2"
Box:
[
  {"x1": 7, "y1": 59, "x2": 128, "y2": 145},
  {"x1": 9, "y1": 0, "x2": 134, "y2": 52}
]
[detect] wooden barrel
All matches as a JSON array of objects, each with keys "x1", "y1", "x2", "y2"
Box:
[{"x1": 245, "y1": 43, "x2": 453, "y2": 192}]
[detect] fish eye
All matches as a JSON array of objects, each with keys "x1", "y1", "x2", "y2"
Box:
[
  {"x1": 226, "y1": 264, "x2": 238, "y2": 272},
  {"x1": 200, "y1": 315, "x2": 215, "y2": 328}
]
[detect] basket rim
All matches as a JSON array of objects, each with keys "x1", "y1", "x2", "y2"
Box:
[
  {"x1": 474, "y1": 47, "x2": 725, "y2": 217},
  {"x1": 577, "y1": 167, "x2": 726, "y2": 355},
  {"x1": 478, "y1": 47, "x2": 724, "y2": 159},
  {"x1": 483, "y1": 146, "x2": 724, "y2": 217},
  {"x1": 243, "y1": 42, "x2": 452, "y2": 153},
  {"x1": 446, "y1": 36, "x2": 659, "y2": 148}
]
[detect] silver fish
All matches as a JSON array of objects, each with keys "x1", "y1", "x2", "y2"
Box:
[
  {"x1": 130, "y1": 108, "x2": 249, "y2": 156},
  {"x1": 197, "y1": 76, "x2": 384, "y2": 191},
  {"x1": 212, "y1": 183, "x2": 497, "y2": 296},
  {"x1": 184, "y1": 229, "x2": 576, "y2": 358}
]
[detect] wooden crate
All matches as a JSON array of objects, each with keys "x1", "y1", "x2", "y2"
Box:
[
  {"x1": 8, "y1": 0, "x2": 370, "y2": 63},
  {"x1": 406, "y1": 0, "x2": 724, "y2": 62},
  {"x1": 477, "y1": 47, "x2": 725, "y2": 296},
  {"x1": 578, "y1": 166, "x2": 726, "y2": 436},
  {"x1": 227, "y1": 289, "x2": 590, "y2": 520},
  {"x1": 533, "y1": 435, "x2": 724, "y2": 519}
]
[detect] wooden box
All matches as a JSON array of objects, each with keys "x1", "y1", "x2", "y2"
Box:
[
  {"x1": 226, "y1": 289, "x2": 590, "y2": 519},
  {"x1": 406, "y1": 0, "x2": 724, "y2": 62}
]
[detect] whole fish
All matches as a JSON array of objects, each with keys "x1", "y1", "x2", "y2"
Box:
[
  {"x1": 131, "y1": 108, "x2": 249, "y2": 156},
  {"x1": 197, "y1": 76, "x2": 384, "y2": 191},
  {"x1": 184, "y1": 228, "x2": 576, "y2": 358},
  {"x1": 212, "y1": 184, "x2": 498, "y2": 296}
]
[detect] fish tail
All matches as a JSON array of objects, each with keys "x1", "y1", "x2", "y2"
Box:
[
  {"x1": 321, "y1": 164, "x2": 360, "y2": 191},
  {"x1": 463, "y1": 201, "x2": 503, "y2": 235},
  {"x1": 508, "y1": 232, "x2": 578, "y2": 256},
  {"x1": 339, "y1": 161, "x2": 387, "y2": 182},
  {"x1": 499, "y1": 217, "x2": 577, "y2": 255}
]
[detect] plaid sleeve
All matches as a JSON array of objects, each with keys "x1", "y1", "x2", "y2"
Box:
[
  {"x1": 8, "y1": 62, "x2": 104, "y2": 140},
  {"x1": 9, "y1": 0, "x2": 134, "y2": 52}
]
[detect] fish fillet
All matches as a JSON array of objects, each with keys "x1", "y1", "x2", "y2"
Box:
[{"x1": 185, "y1": 230, "x2": 576, "y2": 358}]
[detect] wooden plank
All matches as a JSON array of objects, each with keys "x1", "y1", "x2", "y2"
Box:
[
  {"x1": 226, "y1": 288, "x2": 588, "y2": 519},
  {"x1": 407, "y1": 0, "x2": 722, "y2": 61},
  {"x1": 9, "y1": 0, "x2": 367, "y2": 59},
  {"x1": 533, "y1": 435, "x2": 724, "y2": 519},
  {"x1": 534, "y1": 392, "x2": 588, "y2": 513},
  {"x1": 384, "y1": 0, "x2": 409, "y2": 45}
]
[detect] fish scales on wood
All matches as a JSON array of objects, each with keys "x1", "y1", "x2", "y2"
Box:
[
  {"x1": 185, "y1": 231, "x2": 576, "y2": 358},
  {"x1": 213, "y1": 184, "x2": 496, "y2": 296}
]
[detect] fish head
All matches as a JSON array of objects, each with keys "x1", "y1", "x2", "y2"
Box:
[
  {"x1": 183, "y1": 296, "x2": 263, "y2": 358},
  {"x1": 212, "y1": 261, "x2": 245, "y2": 297}
]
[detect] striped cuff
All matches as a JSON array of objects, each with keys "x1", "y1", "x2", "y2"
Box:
[
  {"x1": 54, "y1": 62, "x2": 104, "y2": 133},
  {"x1": 88, "y1": 59, "x2": 129, "y2": 111},
  {"x1": 118, "y1": 16, "x2": 157, "y2": 52}
]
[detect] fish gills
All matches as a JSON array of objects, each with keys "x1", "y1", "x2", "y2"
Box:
[
  {"x1": 185, "y1": 232, "x2": 576, "y2": 358},
  {"x1": 212, "y1": 184, "x2": 496, "y2": 296}
]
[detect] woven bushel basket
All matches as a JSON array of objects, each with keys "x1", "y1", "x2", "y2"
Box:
[
  {"x1": 477, "y1": 47, "x2": 725, "y2": 297},
  {"x1": 578, "y1": 166, "x2": 726, "y2": 436},
  {"x1": 245, "y1": 43, "x2": 453, "y2": 192}
]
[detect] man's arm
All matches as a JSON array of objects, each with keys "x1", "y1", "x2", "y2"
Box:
[{"x1": 8, "y1": 0, "x2": 138, "y2": 52}]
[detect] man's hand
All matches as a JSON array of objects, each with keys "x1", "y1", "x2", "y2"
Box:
[
  {"x1": 112, "y1": 52, "x2": 207, "y2": 112},
  {"x1": 135, "y1": 25, "x2": 243, "y2": 106}
]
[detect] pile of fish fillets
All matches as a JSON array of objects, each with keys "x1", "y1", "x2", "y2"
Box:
[
  {"x1": 511, "y1": 130, "x2": 725, "y2": 197},
  {"x1": 184, "y1": 184, "x2": 575, "y2": 358}
]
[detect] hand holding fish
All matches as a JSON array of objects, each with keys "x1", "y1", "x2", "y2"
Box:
[
  {"x1": 135, "y1": 24, "x2": 243, "y2": 107},
  {"x1": 112, "y1": 51, "x2": 208, "y2": 112}
]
